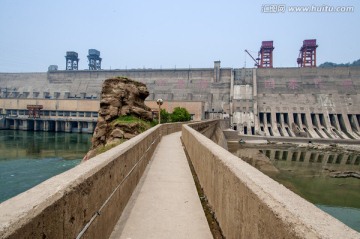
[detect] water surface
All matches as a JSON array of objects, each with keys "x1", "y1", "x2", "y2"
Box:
[
  {"x1": 0, "y1": 130, "x2": 91, "y2": 203},
  {"x1": 228, "y1": 143, "x2": 360, "y2": 232}
]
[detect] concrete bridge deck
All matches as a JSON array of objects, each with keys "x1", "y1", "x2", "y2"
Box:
[{"x1": 109, "y1": 132, "x2": 212, "y2": 239}]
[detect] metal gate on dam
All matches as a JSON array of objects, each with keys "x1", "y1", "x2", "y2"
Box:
[{"x1": 0, "y1": 62, "x2": 359, "y2": 139}]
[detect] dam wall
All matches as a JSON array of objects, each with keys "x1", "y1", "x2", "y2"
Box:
[
  {"x1": 1, "y1": 65, "x2": 360, "y2": 139},
  {"x1": 0, "y1": 122, "x2": 184, "y2": 239},
  {"x1": 182, "y1": 121, "x2": 360, "y2": 239},
  {"x1": 233, "y1": 67, "x2": 360, "y2": 140},
  {"x1": 0, "y1": 63, "x2": 230, "y2": 113}
]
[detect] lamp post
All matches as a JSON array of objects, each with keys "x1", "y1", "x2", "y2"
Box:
[{"x1": 156, "y1": 98, "x2": 163, "y2": 124}]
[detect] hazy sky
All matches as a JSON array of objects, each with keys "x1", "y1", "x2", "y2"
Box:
[{"x1": 0, "y1": 0, "x2": 359, "y2": 72}]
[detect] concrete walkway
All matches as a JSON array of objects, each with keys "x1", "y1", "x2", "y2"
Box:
[{"x1": 109, "y1": 132, "x2": 212, "y2": 239}]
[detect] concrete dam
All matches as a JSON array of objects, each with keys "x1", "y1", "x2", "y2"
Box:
[{"x1": 1, "y1": 62, "x2": 359, "y2": 140}]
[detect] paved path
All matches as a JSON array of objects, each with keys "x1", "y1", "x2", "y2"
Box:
[{"x1": 110, "y1": 132, "x2": 212, "y2": 239}]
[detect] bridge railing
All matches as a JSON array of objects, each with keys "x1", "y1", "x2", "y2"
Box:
[
  {"x1": 183, "y1": 121, "x2": 359, "y2": 239},
  {"x1": 0, "y1": 122, "x2": 184, "y2": 239}
]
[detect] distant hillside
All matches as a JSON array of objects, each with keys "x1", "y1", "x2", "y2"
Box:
[{"x1": 319, "y1": 59, "x2": 360, "y2": 68}]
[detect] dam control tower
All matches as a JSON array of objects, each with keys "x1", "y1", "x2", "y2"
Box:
[
  {"x1": 87, "y1": 49, "x2": 102, "y2": 70},
  {"x1": 65, "y1": 51, "x2": 79, "y2": 70}
]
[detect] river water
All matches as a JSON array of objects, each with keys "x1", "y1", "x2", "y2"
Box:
[
  {"x1": 0, "y1": 130, "x2": 91, "y2": 203},
  {"x1": 228, "y1": 142, "x2": 360, "y2": 232}
]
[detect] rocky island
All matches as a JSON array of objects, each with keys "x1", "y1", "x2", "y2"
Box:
[{"x1": 83, "y1": 77, "x2": 154, "y2": 160}]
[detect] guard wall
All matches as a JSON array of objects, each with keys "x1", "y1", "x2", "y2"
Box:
[
  {"x1": 0, "y1": 122, "x2": 184, "y2": 239},
  {"x1": 182, "y1": 121, "x2": 360, "y2": 239}
]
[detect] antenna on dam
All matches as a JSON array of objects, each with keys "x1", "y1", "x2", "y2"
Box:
[
  {"x1": 87, "y1": 49, "x2": 102, "y2": 70},
  {"x1": 297, "y1": 39, "x2": 318, "y2": 67},
  {"x1": 65, "y1": 51, "x2": 79, "y2": 70}
]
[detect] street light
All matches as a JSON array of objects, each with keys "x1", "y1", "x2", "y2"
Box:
[{"x1": 156, "y1": 98, "x2": 163, "y2": 124}]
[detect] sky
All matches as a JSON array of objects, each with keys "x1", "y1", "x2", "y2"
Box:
[{"x1": 0, "y1": 0, "x2": 359, "y2": 72}]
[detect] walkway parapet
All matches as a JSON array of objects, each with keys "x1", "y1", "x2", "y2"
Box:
[
  {"x1": 183, "y1": 121, "x2": 360, "y2": 239},
  {"x1": 0, "y1": 122, "x2": 184, "y2": 239}
]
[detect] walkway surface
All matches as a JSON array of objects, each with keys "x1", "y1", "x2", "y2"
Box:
[{"x1": 109, "y1": 132, "x2": 212, "y2": 239}]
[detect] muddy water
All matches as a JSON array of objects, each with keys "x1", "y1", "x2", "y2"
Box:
[{"x1": 228, "y1": 142, "x2": 360, "y2": 232}]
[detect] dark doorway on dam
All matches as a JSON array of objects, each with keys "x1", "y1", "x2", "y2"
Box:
[
  {"x1": 244, "y1": 126, "x2": 248, "y2": 135},
  {"x1": 301, "y1": 113, "x2": 307, "y2": 127},
  {"x1": 294, "y1": 113, "x2": 299, "y2": 127},
  {"x1": 259, "y1": 112, "x2": 264, "y2": 124},
  {"x1": 266, "y1": 113, "x2": 272, "y2": 125},
  {"x1": 284, "y1": 113, "x2": 289, "y2": 125},
  {"x1": 27, "y1": 120, "x2": 34, "y2": 130},
  {"x1": 329, "y1": 114, "x2": 337, "y2": 129},
  {"x1": 276, "y1": 113, "x2": 281, "y2": 125},
  {"x1": 48, "y1": 121, "x2": 55, "y2": 131},
  {"x1": 311, "y1": 113, "x2": 317, "y2": 127},
  {"x1": 319, "y1": 114, "x2": 325, "y2": 127}
]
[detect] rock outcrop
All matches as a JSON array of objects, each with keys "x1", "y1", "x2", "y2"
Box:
[{"x1": 84, "y1": 77, "x2": 153, "y2": 160}]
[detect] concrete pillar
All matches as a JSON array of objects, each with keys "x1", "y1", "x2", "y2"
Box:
[
  {"x1": 280, "y1": 113, "x2": 291, "y2": 137},
  {"x1": 34, "y1": 120, "x2": 38, "y2": 131},
  {"x1": 252, "y1": 69, "x2": 259, "y2": 134},
  {"x1": 55, "y1": 121, "x2": 59, "y2": 132},
  {"x1": 340, "y1": 113, "x2": 359, "y2": 139},
  {"x1": 288, "y1": 113, "x2": 296, "y2": 135},
  {"x1": 303, "y1": 152, "x2": 312, "y2": 165},
  {"x1": 88, "y1": 122, "x2": 95, "y2": 133},
  {"x1": 14, "y1": 119, "x2": 19, "y2": 130},
  {"x1": 340, "y1": 113, "x2": 353, "y2": 132},
  {"x1": 341, "y1": 155, "x2": 349, "y2": 165},
  {"x1": 21, "y1": 120, "x2": 27, "y2": 130},
  {"x1": 323, "y1": 113, "x2": 333, "y2": 130},
  {"x1": 214, "y1": 61, "x2": 221, "y2": 83},
  {"x1": 322, "y1": 154, "x2": 330, "y2": 165},
  {"x1": 271, "y1": 111, "x2": 281, "y2": 136},
  {"x1": 65, "y1": 121, "x2": 71, "y2": 132},
  {"x1": 286, "y1": 152, "x2": 292, "y2": 161},
  {"x1": 314, "y1": 114, "x2": 321, "y2": 128},
  {"x1": 43, "y1": 121, "x2": 48, "y2": 131},
  {"x1": 350, "y1": 114, "x2": 360, "y2": 131},
  {"x1": 304, "y1": 113, "x2": 320, "y2": 138},
  {"x1": 78, "y1": 121, "x2": 82, "y2": 133},
  {"x1": 268, "y1": 150, "x2": 275, "y2": 160},
  {"x1": 262, "y1": 112, "x2": 270, "y2": 136}
]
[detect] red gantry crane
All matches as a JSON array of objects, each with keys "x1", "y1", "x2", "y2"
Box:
[
  {"x1": 245, "y1": 41, "x2": 274, "y2": 68},
  {"x1": 297, "y1": 39, "x2": 318, "y2": 67}
]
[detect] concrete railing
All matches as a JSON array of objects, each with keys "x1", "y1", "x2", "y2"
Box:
[
  {"x1": 0, "y1": 122, "x2": 185, "y2": 239},
  {"x1": 183, "y1": 121, "x2": 360, "y2": 239}
]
